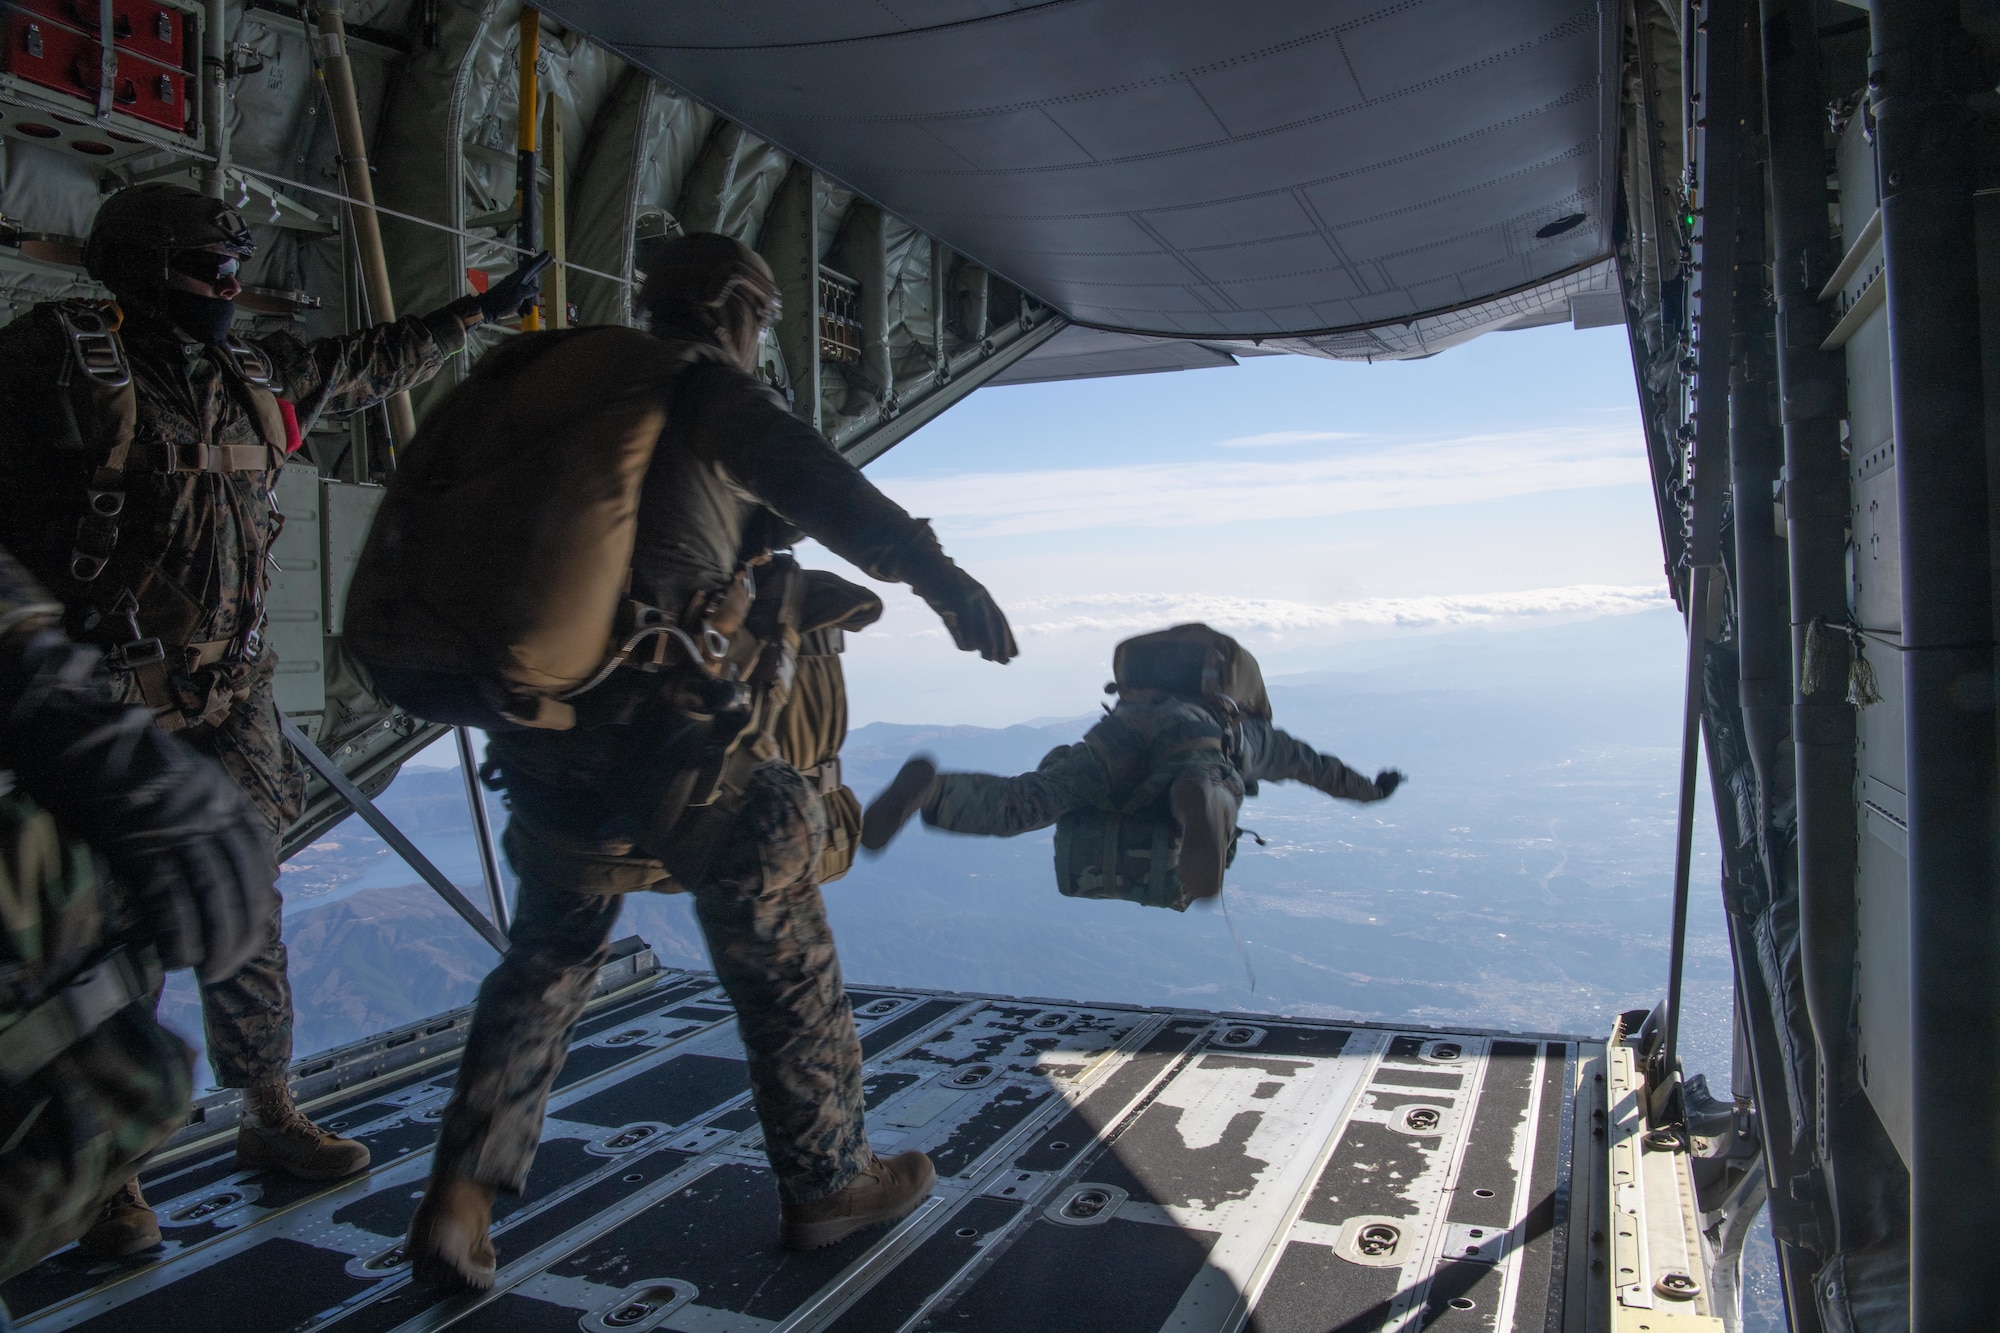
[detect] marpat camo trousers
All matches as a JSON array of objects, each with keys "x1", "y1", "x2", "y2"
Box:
[
  {"x1": 430, "y1": 760, "x2": 869, "y2": 1203},
  {"x1": 117, "y1": 657, "x2": 302, "y2": 1089}
]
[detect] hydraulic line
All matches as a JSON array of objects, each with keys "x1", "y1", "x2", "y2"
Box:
[
  {"x1": 1869, "y1": 2, "x2": 1997, "y2": 1325},
  {"x1": 312, "y1": 0, "x2": 418, "y2": 452}
]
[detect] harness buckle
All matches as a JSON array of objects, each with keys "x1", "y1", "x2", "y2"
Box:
[
  {"x1": 104, "y1": 636, "x2": 166, "y2": 670},
  {"x1": 52, "y1": 303, "x2": 131, "y2": 389}
]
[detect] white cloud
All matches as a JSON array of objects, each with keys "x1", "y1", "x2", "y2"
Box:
[
  {"x1": 1216, "y1": 430, "x2": 1366, "y2": 448},
  {"x1": 882, "y1": 425, "x2": 1647, "y2": 538},
  {"x1": 865, "y1": 583, "x2": 1674, "y2": 639}
]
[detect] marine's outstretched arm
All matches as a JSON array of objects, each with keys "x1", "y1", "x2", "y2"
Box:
[
  {"x1": 1239, "y1": 718, "x2": 1401, "y2": 802},
  {"x1": 687, "y1": 365, "x2": 1017, "y2": 663}
]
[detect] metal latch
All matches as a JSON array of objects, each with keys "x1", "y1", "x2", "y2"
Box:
[{"x1": 53, "y1": 304, "x2": 131, "y2": 389}]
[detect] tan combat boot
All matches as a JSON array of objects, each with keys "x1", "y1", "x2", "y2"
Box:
[
  {"x1": 235, "y1": 1077, "x2": 371, "y2": 1180},
  {"x1": 860, "y1": 759, "x2": 939, "y2": 851},
  {"x1": 1170, "y1": 773, "x2": 1236, "y2": 901},
  {"x1": 406, "y1": 1175, "x2": 498, "y2": 1290},
  {"x1": 779, "y1": 1150, "x2": 936, "y2": 1251},
  {"x1": 75, "y1": 1176, "x2": 161, "y2": 1260}
]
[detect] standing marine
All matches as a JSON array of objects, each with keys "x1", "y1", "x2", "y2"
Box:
[
  {"x1": 861, "y1": 623, "x2": 1403, "y2": 906},
  {"x1": 0, "y1": 541, "x2": 277, "y2": 1283},
  {"x1": 401, "y1": 233, "x2": 1015, "y2": 1288},
  {"x1": 0, "y1": 182, "x2": 544, "y2": 1254}
]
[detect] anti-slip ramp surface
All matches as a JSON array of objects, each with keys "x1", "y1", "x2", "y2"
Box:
[{"x1": 3, "y1": 975, "x2": 1597, "y2": 1333}]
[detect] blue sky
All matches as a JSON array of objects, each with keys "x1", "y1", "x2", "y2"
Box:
[{"x1": 806, "y1": 320, "x2": 1669, "y2": 726}]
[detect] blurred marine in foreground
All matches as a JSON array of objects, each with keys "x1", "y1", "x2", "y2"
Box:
[{"x1": 0, "y1": 544, "x2": 276, "y2": 1282}]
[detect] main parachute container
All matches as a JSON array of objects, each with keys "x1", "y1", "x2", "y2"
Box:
[
  {"x1": 1110, "y1": 622, "x2": 1271, "y2": 720},
  {"x1": 344, "y1": 326, "x2": 723, "y2": 730}
]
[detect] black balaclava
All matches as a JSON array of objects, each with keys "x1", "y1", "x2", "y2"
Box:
[{"x1": 160, "y1": 289, "x2": 237, "y2": 345}]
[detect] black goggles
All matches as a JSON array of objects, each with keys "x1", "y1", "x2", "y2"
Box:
[{"x1": 167, "y1": 250, "x2": 243, "y2": 285}]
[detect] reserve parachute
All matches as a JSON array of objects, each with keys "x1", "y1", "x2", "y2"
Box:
[{"x1": 345, "y1": 327, "x2": 730, "y2": 731}]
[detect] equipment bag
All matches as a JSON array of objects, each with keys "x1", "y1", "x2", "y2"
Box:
[
  {"x1": 1110, "y1": 622, "x2": 1271, "y2": 720},
  {"x1": 0, "y1": 786, "x2": 191, "y2": 1282},
  {"x1": 344, "y1": 327, "x2": 729, "y2": 731},
  {"x1": 1053, "y1": 801, "x2": 1241, "y2": 912}
]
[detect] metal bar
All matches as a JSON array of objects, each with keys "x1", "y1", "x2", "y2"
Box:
[
  {"x1": 1660, "y1": 0, "x2": 1748, "y2": 1109},
  {"x1": 517, "y1": 7, "x2": 542, "y2": 331},
  {"x1": 280, "y1": 714, "x2": 508, "y2": 954},
  {"x1": 1660, "y1": 562, "x2": 1710, "y2": 1117},
  {"x1": 547, "y1": 92, "x2": 567, "y2": 328},
  {"x1": 1870, "y1": 2, "x2": 1997, "y2": 1326},
  {"x1": 94, "y1": 0, "x2": 113, "y2": 119},
  {"x1": 226, "y1": 163, "x2": 634, "y2": 287},
  {"x1": 1760, "y1": 0, "x2": 1862, "y2": 1251},
  {"x1": 455, "y1": 727, "x2": 509, "y2": 935},
  {"x1": 199, "y1": 0, "x2": 228, "y2": 198},
  {"x1": 312, "y1": 0, "x2": 418, "y2": 451}
]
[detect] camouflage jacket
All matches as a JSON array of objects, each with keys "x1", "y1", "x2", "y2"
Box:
[{"x1": 0, "y1": 302, "x2": 463, "y2": 709}]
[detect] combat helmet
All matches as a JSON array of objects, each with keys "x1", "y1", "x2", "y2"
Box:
[
  {"x1": 636, "y1": 232, "x2": 782, "y2": 343},
  {"x1": 84, "y1": 182, "x2": 255, "y2": 295}
]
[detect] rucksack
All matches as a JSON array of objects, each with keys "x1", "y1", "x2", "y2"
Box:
[
  {"x1": 1110, "y1": 623, "x2": 1270, "y2": 720},
  {"x1": 1054, "y1": 802, "x2": 1242, "y2": 912},
  {"x1": 344, "y1": 327, "x2": 730, "y2": 732},
  {"x1": 0, "y1": 785, "x2": 192, "y2": 1281}
]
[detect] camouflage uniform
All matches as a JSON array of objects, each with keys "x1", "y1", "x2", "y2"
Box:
[
  {"x1": 923, "y1": 695, "x2": 1383, "y2": 837},
  {"x1": 0, "y1": 306, "x2": 466, "y2": 1087},
  {"x1": 445, "y1": 352, "x2": 976, "y2": 1204},
  {"x1": 432, "y1": 763, "x2": 865, "y2": 1202}
]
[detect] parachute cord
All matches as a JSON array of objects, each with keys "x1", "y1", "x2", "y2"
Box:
[{"x1": 1219, "y1": 888, "x2": 1256, "y2": 993}]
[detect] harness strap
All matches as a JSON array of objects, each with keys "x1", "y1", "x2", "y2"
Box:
[
  {"x1": 797, "y1": 757, "x2": 842, "y2": 795},
  {"x1": 0, "y1": 944, "x2": 160, "y2": 1087},
  {"x1": 168, "y1": 441, "x2": 275, "y2": 474}
]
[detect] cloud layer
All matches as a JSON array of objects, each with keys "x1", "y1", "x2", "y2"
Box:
[
  {"x1": 882, "y1": 426, "x2": 1648, "y2": 538},
  {"x1": 864, "y1": 583, "x2": 1674, "y2": 640}
]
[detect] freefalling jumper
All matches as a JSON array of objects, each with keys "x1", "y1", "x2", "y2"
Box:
[{"x1": 861, "y1": 624, "x2": 1403, "y2": 909}]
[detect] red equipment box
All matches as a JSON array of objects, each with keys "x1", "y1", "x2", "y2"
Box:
[{"x1": 1, "y1": 1, "x2": 191, "y2": 135}]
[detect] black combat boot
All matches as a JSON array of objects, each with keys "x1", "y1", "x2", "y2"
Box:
[
  {"x1": 1170, "y1": 773, "x2": 1236, "y2": 901},
  {"x1": 860, "y1": 758, "x2": 938, "y2": 851},
  {"x1": 779, "y1": 1150, "x2": 936, "y2": 1250}
]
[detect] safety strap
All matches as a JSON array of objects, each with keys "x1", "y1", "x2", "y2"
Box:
[{"x1": 0, "y1": 944, "x2": 160, "y2": 1087}]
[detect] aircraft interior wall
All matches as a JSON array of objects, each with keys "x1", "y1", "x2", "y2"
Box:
[{"x1": 0, "y1": 0, "x2": 1056, "y2": 858}]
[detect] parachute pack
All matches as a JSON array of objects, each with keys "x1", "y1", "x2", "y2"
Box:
[
  {"x1": 1053, "y1": 804, "x2": 1242, "y2": 912},
  {"x1": 345, "y1": 327, "x2": 731, "y2": 732},
  {"x1": 1109, "y1": 622, "x2": 1270, "y2": 720}
]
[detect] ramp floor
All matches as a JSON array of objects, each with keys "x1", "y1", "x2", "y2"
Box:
[{"x1": 4, "y1": 971, "x2": 1599, "y2": 1332}]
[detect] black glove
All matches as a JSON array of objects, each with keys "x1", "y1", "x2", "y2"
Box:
[
  {"x1": 0, "y1": 630, "x2": 278, "y2": 983},
  {"x1": 916, "y1": 568, "x2": 1018, "y2": 663},
  {"x1": 447, "y1": 250, "x2": 553, "y2": 325},
  {"x1": 1373, "y1": 768, "x2": 1405, "y2": 800}
]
